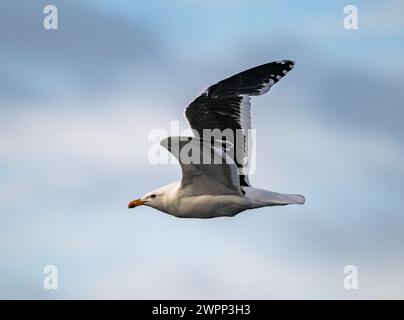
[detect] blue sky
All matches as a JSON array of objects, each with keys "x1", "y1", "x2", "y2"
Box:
[{"x1": 0, "y1": 0, "x2": 403, "y2": 299}]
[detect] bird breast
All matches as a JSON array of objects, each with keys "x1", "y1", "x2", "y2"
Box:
[{"x1": 165, "y1": 194, "x2": 250, "y2": 218}]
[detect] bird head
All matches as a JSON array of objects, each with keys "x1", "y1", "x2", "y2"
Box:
[
  {"x1": 128, "y1": 191, "x2": 160, "y2": 209},
  {"x1": 128, "y1": 183, "x2": 177, "y2": 211}
]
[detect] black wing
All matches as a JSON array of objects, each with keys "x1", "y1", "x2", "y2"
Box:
[{"x1": 184, "y1": 60, "x2": 295, "y2": 188}]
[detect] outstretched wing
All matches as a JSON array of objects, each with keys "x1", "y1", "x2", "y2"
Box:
[
  {"x1": 160, "y1": 136, "x2": 242, "y2": 196},
  {"x1": 184, "y1": 60, "x2": 295, "y2": 188}
]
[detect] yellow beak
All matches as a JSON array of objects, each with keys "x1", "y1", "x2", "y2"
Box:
[{"x1": 128, "y1": 199, "x2": 145, "y2": 209}]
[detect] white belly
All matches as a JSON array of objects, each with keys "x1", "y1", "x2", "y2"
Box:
[{"x1": 166, "y1": 194, "x2": 251, "y2": 218}]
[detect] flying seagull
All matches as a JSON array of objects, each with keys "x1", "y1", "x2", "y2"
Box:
[{"x1": 128, "y1": 60, "x2": 305, "y2": 218}]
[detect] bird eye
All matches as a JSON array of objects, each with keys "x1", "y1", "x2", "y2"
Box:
[{"x1": 150, "y1": 194, "x2": 156, "y2": 199}]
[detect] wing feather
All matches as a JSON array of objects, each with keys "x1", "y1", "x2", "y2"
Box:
[
  {"x1": 184, "y1": 60, "x2": 295, "y2": 187},
  {"x1": 160, "y1": 136, "x2": 242, "y2": 196}
]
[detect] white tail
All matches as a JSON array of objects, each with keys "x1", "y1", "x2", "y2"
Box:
[{"x1": 244, "y1": 187, "x2": 305, "y2": 207}]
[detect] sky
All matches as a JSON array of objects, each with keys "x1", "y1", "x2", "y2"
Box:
[{"x1": 0, "y1": 0, "x2": 403, "y2": 299}]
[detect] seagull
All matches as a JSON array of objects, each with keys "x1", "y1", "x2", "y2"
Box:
[{"x1": 128, "y1": 60, "x2": 305, "y2": 218}]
